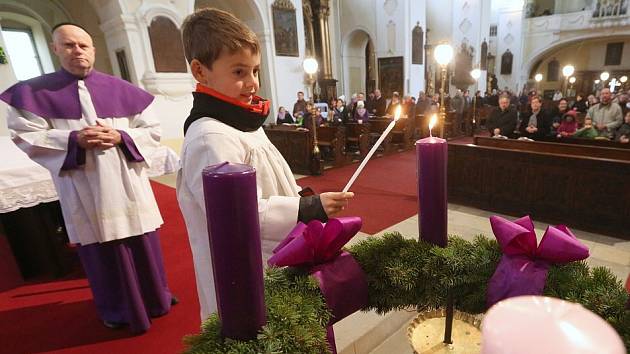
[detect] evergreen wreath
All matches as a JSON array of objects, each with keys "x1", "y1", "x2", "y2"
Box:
[{"x1": 183, "y1": 233, "x2": 630, "y2": 353}]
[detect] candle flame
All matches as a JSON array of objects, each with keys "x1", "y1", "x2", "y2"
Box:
[
  {"x1": 429, "y1": 114, "x2": 437, "y2": 131},
  {"x1": 394, "y1": 106, "x2": 402, "y2": 121}
]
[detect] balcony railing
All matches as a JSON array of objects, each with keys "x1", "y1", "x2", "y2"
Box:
[{"x1": 592, "y1": 0, "x2": 628, "y2": 18}]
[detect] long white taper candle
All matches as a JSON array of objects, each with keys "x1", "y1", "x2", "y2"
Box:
[{"x1": 342, "y1": 106, "x2": 401, "y2": 192}]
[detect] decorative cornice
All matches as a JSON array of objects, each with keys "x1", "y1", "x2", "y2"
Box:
[
  {"x1": 100, "y1": 14, "x2": 137, "y2": 35},
  {"x1": 302, "y1": 1, "x2": 312, "y2": 19},
  {"x1": 272, "y1": 0, "x2": 295, "y2": 11}
]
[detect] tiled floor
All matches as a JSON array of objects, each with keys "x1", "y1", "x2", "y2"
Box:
[{"x1": 150, "y1": 146, "x2": 629, "y2": 354}]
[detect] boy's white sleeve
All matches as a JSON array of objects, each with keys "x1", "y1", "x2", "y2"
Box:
[{"x1": 183, "y1": 132, "x2": 299, "y2": 242}]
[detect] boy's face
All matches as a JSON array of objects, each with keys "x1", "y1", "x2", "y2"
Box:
[{"x1": 195, "y1": 48, "x2": 260, "y2": 104}]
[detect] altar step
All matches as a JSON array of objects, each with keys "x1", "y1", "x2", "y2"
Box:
[{"x1": 335, "y1": 308, "x2": 416, "y2": 354}]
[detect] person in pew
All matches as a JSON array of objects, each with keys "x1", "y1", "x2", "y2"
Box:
[
  {"x1": 550, "y1": 98, "x2": 569, "y2": 120},
  {"x1": 573, "y1": 117, "x2": 599, "y2": 139},
  {"x1": 365, "y1": 91, "x2": 376, "y2": 114},
  {"x1": 616, "y1": 93, "x2": 629, "y2": 117},
  {"x1": 548, "y1": 100, "x2": 569, "y2": 138},
  {"x1": 415, "y1": 91, "x2": 430, "y2": 117},
  {"x1": 487, "y1": 94, "x2": 518, "y2": 138},
  {"x1": 372, "y1": 89, "x2": 387, "y2": 116},
  {"x1": 402, "y1": 95, "x2": 415, "y2": 119},
  {"x1": 292, "y1": 91, "x2": 307, "y2": 120},
  {"x1": 333, "y1": 98, "x2": 350, "y2": 125},
  {"x1": 302, "y1": 106, "x2": 323, "y2": 128},
  {"x1": 613, "y1": 112, "x2": 630, "y2": 143},
  {"x1": 386, "y1": 92, "x2": 401, "y2": 117},
  {"x1": 178, "y1": 8, "x2": 354, "y2": 321},
  {"x1": 572, "y1": 93, "x2": 588, "y2": 113},
  {"x1": 351, "y1": 92, "x2": 365, "y2": 118},
  {"x1": 276, "y1": 106, "x2": 294, "y2": 124},
  {"x1": 519, "y1": 96, "x2": 552, "y2": 140},
  {"x1": 0, "y1": 23, "x2": 176, "y2": 333},
  {"x1": 297, "y1": 101, "x2": 314, "y2": 127},
  {"x1": 557, "y1": 110, "x2": 579, "y2": 138},
  {"x1": 353, "y1": 101, "x2": 370, "y2": 123},
  {"x1": 587, "y1": 88, "x2": 623, "y2": 139}
]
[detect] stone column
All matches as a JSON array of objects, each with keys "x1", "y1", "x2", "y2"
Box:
[
  {"x1": 302, "y1": 1, "x2": 316, "y2": 57},
  {"x1": 311, "y1": 0, "x2": 336, "y2": 103}
]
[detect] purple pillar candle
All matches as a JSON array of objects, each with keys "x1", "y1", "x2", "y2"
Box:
[
  {"x1": 416, "y1": 137, "x2": 448, "y2": 247},
  {"x1": 202, "y1": 162, "x2": 266, "y2": 339}
]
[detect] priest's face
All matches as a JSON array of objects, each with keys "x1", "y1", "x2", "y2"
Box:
[
  {"x1": 195, "y1": 48, "x2": 260, "y2": 104},
  {"x1": 52, "y1": 25, "x2": 95, "y2": 78}
]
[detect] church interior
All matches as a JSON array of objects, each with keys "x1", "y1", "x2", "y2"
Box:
[{"x1": 0, "y1": 0, "x2": 629, "y2": 353}]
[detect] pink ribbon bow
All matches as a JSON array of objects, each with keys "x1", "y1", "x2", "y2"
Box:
[
  {"x1": 486, "y1": 215, "x2": 589, "y2": 308},
  {"x1": 269, "y1": 217, "x2": 363, "y2": 266},
  {"x1": 268, "y1": 217, "x2": 367, "y2": 354}
]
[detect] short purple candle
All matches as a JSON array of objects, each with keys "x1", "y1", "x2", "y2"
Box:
[
  {"x1": 416, "y1": 136, "x2": 448, "y2": 247},
  {"x1": 202, "y1": 162, "x2": 266, "y2": 339}
]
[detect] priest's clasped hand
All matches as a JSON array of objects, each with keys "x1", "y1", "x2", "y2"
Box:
[
  {"x1": 320, "y1": 192, "x2": 354, "y2": 217},
  {"x1": 77, "y1": 120, "x2": 122, "y2": 149}
]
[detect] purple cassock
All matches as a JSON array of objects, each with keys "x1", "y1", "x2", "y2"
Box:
[{"x1": 1, "y1": 69, "x2": 172, "y2": 334}]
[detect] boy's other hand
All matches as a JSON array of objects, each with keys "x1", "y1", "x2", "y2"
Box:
[{"x1": 320, "y1": 192, "x2": 354, "y2": 217}]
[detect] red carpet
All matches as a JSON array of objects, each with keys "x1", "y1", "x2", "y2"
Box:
[
  {"x1": 298, "y1": 150, "x2": 419, "y2": 234},
  {"x1": 0, "y1": 181, "x2": 200, "y2": 354}
]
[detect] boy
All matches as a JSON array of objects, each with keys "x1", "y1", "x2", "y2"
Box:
[{"x1": 177, "y1": 8, "x2": 354, "y2": 321}]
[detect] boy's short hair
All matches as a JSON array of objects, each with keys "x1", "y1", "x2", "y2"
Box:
[{"x1": 182, "y1": 8, "x2": 259, "y2": 68}]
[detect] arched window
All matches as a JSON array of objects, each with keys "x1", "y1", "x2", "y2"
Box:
[
  {"x1": 500, "y1": 49, "x2": 513, "y2": 75},
  {"x1": 412, "y1": 23, "x2": 423, "y2": 65},
  {"x1": 148, "y1": 16, "x2": 187, "y2": 73},
  {"x1": 547, "y1": 59, "x2": 559, "y2": 81}
]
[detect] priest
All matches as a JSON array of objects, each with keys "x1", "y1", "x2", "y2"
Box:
[{"x1": 0, "y1": 23, "x2": 174, "y2": 333}]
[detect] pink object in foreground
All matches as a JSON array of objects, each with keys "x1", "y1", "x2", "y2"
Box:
[{"x1": 482, "y1": 296, "x2": 625, "y2": 354}]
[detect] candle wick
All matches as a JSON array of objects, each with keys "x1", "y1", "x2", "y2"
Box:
[{"x1": 429, "y1": 129, "x2": 433, "y2": 138}]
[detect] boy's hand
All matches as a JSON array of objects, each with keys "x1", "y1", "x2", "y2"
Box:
[{"x1": 320, "y1": 192, "x2": 354, "y2": 217}]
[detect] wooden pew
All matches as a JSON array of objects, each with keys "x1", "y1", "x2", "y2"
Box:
[
  {"x1": 538, "y1": 136, "x2": 630, "y2": 149},
  {"x1": 474, "y1": 136, "x2": 630, "y2": 161},
  {"x1": 368, "y1": 118, "x2": 395, "y2": 154},
  {"x1": 317, "y1": 125, "x2": 349, "y2": 167},
  {"x1": 264, "y1": 124, "x2": 322, "y2": 175},
  {"x1": 345, "y1": 122, "x2": 370, "y2": 159},
  {"x1": 449, "y1": 137, "x2": 630, "y2": 239},
  {"x1": 390, "y1": 117, "x2": 413, "y2": 150}
]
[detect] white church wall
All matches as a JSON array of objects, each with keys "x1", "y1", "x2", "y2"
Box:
[
  {"x1": 263, "y1": 0, "x2": 308, "y2": 119},
  {"x1": 450, "y1": 0, "x2": 486, "y2": 94},
  {"x1": 495, "y1": 2, "x2": 524, "y2": 93},
  {"x1": 427, "y1": 0, "x2": 453, "y2": 44},
  {"x1": 338, "y1": 0, "x2": 377, "y2": 98},
  {"x1": 407, "y1": 0, "x2": 426, "y2": 97},
  {"x1": 374, "y1": 0, "x2": 407, "y2": 97}
]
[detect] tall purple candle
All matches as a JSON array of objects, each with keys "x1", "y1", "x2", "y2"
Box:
[
  {"x1": 416, "y1": 136, "x2": 448, "y2": 247},
  {"x1": 202, "y1": 162, "x2": 266, "y2": 339}
]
